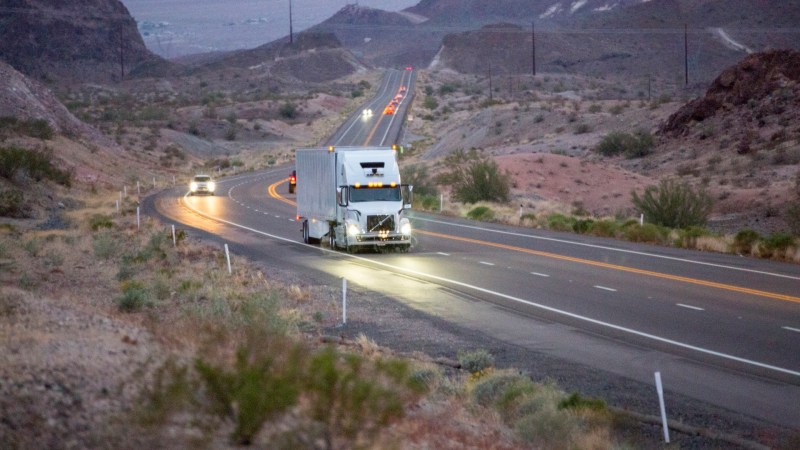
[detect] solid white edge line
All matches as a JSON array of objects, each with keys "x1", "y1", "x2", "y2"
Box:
[
  {"x1": 413, "y1": 216, "x2": 800, "y2": 281},
  {"x1": 782, "y1": 326, "x2": 800, "y2": 333},
  {"x1": 677, "y1": 303, "x2": 706, "y2": 311},
  {"x1": 531, "y1": 272, "x2": 550, "y2": 277},
  {"x1": 181, "y1": 193, "x2": 800, "y2": 379},
  {"x1": 594, "y1": 285, "x2": 617, "y2": 292},
  {"x1": 480, "y1": 261, "x2": 495, "y2": 266},
  {"x1": 437, "y1": 252, "x2": 450, "y2": 256}
]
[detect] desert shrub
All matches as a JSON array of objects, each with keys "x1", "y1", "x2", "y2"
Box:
[
  {"x1": 514, "y1": 401, "x2": 579, "y2": 446},
  {"x1": 595, "y1": 130, "x2": 653, "y2": 158},
  {"x1": 423, "y1": 96, "x2": 439, "y2": 110},
  {"x1": 588, "y1": 219, "x2": 618, "y2": 237},
  {"x1": 622, "y1": 223, "x2": 668, "y2": 243},
  {"x1": 471, "y1": 372, "x2": 536, "y2": 415},
  {"x1": 786, "y1": 201, "x2": 800, "y2": 236},
  {"x1": 400, "y1": 164, "x2": 438, "y2": 197},
  {"x1": 89, "y1": 214, "x2": 114, "y2": 231},
  {"x1": 195, "y1": 335, "x2": 304, "y2": 445},
  {"x1": 458, "y1": 349, "x2": 495, "y2": 374},
  {"x1": 761, "y1": 232, "x2": 794, "y2": 258},
  {"x1": 572, "y1": 219, "x2": 594, "y2": 234},
  {"x1": 0, "y1": 146, "x2": 72, "y2": 186},
  {"x1": 558, "y1": 392, "x2": 606, "y2": 412},
  {"x1": 466, "y1": 206, "x2": 494, "y2": 221},
  {"x1": 279, "y1": 102, "x2": 298, "y2": 119},
  {"x1": 0, "y1": 117, "x2": 54, "y2": 139},
  {"x1": 676, "y1": 226, "x2": 709, "y2": 248},
  {"x1": 574, "y1": 123, "x2": 591, "y2": 134},
  {"x1": 0, "y1": 189, "x2": 26, "y2": 218},
  {"x1": 92, "y1": 232, "x2": 119, "y2": 259},
  {"x1": 438, "y1": 149, "x2": 510, "y2": 203},
  {"x1": 631, "y1": 179, "x2": 713, "y2": 228},
  {"x1": 414, "y1": 194, "x2": 440, "y2": 211},
  {"x1": 304, "y1": 347, "x2": 422, "y2": 448},
  {"x1": 733, "y1": 229, "x2": 760, "y2": 254},
  {"x1": 546, "y1": 214, "x2": 575, "y2": 232},
  {"x1": 117, "y1": 280, "x2": 151, "y2": 312}
]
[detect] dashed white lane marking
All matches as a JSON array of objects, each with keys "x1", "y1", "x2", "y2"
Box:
[
  {"x1": 479, "y1": 261, "x2": 495, "y2": 266},
  {"x1": 436, "y1": 252, "x2": 450, "y2": 256},
  {"x1": 531, "y1": 272, "x2": 550, "y2": 277},
  {"x1": 782, "y1": 326, "x2": 800, "y2": 333},
  {"x1": 594, "y1": 285, "x2": 617, "y2": 292},
  {"x1": 677, "y1": 303, "x2": 705, "y2": 311}
]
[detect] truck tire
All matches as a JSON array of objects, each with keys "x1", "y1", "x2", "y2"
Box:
[
  {"x1": 328, "y1": 227, "x2": 336, "y2": 249},
  {"x1": 302, "y1": 220, "x2": 310, "y2": 244}
]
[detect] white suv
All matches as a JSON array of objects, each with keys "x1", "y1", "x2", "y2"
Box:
[{"x1": 189, "y1": 174, "x2": 215, "y2": 196}]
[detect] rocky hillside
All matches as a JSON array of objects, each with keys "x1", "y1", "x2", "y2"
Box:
[
  {"x1": 0, "y1": 0, "x2": 170, "y2": 83},
  {"x1": 190, "y1": 31, "x2": 365, "y2": 84}
]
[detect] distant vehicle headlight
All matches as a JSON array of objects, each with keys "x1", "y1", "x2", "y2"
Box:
[
  {"x1": 190, "y1": 182, "x2": 198, "y2": 192},
  {"x1": 208, "y1": 182, "x2": 216, "y2": 192},
  {"x1": 400, "y1": 219, "x2": 411, "y2": 235}
]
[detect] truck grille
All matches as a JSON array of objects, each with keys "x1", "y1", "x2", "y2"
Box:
[{"x1": 367, "y1": 215, "x2": 394, "y2": 232}]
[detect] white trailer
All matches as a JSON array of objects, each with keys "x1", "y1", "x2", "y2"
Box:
[{"x1": 296, "y1": 146, "x2": 413, "y2": 252}]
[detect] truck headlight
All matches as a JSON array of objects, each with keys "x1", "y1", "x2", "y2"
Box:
[
  {"x1": 190, "y1": 182, "x2": 198, "y2": 192},
  {"x1": 347, "y1": 223, "x2": 360, "y2": 236},
  {"x1": 400, "y1": 219, "x2": 411, "y2": 235},
  {"x1": 208, "y1": 182, "x2": 216, "y2": 192}
]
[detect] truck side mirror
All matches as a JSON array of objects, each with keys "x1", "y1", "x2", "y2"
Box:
[
  {"x1": 401, "y1": 184, "x2": 413, "y2": 210},
  {"x1": 337, "y1": 186, "x2": 349, "y2": 207}
]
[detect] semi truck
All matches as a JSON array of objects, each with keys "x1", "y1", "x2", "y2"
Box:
[{"x1": 295, "y1": 146, "x2": 413, "y2": 252}]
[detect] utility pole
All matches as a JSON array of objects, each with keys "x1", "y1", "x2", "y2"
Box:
[
  {"x1": 684, "y1": 23, "x2": 688, "y2": 86},
  {"x1": 118, "y1": 19, "x2": 125, "y2": 82},
  {"x1": 531, "y1": 20, "x2": 536, "y2": 76},
  {"x1": 488, "y1": 63, "x2": 493, "y2": 102},
  {"x1": 289, "y1": 0, "x2": 294, "y2": 44}
]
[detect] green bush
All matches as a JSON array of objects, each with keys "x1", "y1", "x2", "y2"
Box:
[
  {"x1": 572, "y1": 219, "x2": 594, "y2": 234},
  {"x1": 0, "y1": 146, "x2": 72, "y2": 186},
  {"x1": 786, "y1": 201, "x2": 800, "y2": 236},
  {"x1": 423, "y1": 96, "x2": 438, "y2": 110},
  {"x1": 632, "y1": 179, "x2": 713, "y2": 228},
  {"x1": 117, "y1": 280, "x2": 151, "y2": 312},
  {"x1": 588, "y1": 219, "x2": 618, "y2": 237},
  {"x1": 93, "y1": 232, "x2": 119, "y2": 259},
  {"x1": 595, "y1": 130, "x2": 654, "y2": 158},
  {"x1": 458, "y1": 349, "x2": 495, "y2": 374},
  {"x1": 89, "y1": 214, "x2": 115, "y2": 231},
  {"x1": 466, "y1": 206, "x2": 494, "y2": 221},
  {"x1": 414, "y1": 194, "x2": 440, "y2": 211},
  {"x1": 0, "y1": 189, "x2": 26, "y2": 218},
  {"x1": 400, "y1": 164, "x2": 438, "y2": 197},
  {"x1": 558, "y1": 392, "x2": 606, "y2": 412},
  {"x1": 733, "y1": 229, "x2": 760, "y2": 254},
  {"x1": 763, "y1": 232, "x2": 794, "y2": 253},
  {"x1": 438, "y1": 149, "x2": 510, "y2": 203},
  {"x1": 622, "y1": 223, "x2": 669, "y2": 243},
  {"x1": 471, "y1": 372, "x2": 536, "y2": 414},
  {"x1": 546, "y1": 214, "x2": 575, "y2": 232},
  {"x1": 279, "y1": 102, "x2": 298, "y2": 119},
  {"x1": 195, "y1": 336, "x2": 304, "y2": 445},
  {"x1": 676, "y1": 226, "x2": 709, "y2": 248}
]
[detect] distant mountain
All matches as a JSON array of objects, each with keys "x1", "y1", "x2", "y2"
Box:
[
  {"x1": 0, "y1": 0, "x2": 172, "y2": 82},
  {"x1": 283, "y1": 1, "x2": 799, "y2": 86}
]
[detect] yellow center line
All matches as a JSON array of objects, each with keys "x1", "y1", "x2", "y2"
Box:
[
  {"x1": 417, "y1": 229, "x2": 800, "y2": 304},
  {"x1": 267, "y1": 178, "x2": 296, "y2": 207},
  {"x1": 267, "y1": 174, "x2": 798, "y2": 304}
]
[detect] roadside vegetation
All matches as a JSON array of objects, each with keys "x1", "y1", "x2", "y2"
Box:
[
  {"x1": 1, "y1": 187, "x2": 644, "y2": 448},
  {"x1": 427, "y1": 162, "x2": 800, "y2": 262}
]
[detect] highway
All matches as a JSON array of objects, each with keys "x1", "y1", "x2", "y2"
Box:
[{"x1": 145, "y1": 69, "x2": 800, "y2": 430}]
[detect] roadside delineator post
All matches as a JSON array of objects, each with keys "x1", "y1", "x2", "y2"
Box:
[
  {"x1": 136, "y1": 207, "x2": 140, "y2": 231},
  {"x1": 171, "y1": 225, "x2": 176, "y2": 247},
  {"x1": 342, "y1": 277, "x2": 347, "y2": 325},
  {"x1": 224, "y1": 244, "x2": 232, "y2": 274},
  {"x1": 655, "y1": 371, "x2": 670, "y2": 443},
  {"x1": 640, "y1": 213, "x2": 644, "y2": 226}
]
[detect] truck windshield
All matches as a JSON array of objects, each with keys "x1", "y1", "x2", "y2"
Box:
[{"x1": 350, "y1": 186, "x2": 401, "y2": 202}]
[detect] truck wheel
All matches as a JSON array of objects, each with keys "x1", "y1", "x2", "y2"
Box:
[
  {"x1": 302, "y1": 220, "x2": 310, "y2": 244},
  {"x1": 328, "y1": 227, "x2": 336, "y2": 249}
]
